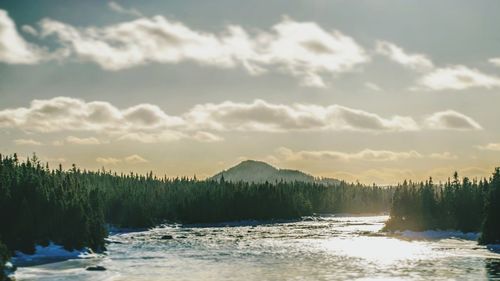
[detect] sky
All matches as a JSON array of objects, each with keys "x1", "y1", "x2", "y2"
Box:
[{"x1": 1, "y1": 0, "x2": 500, "y2": 184}]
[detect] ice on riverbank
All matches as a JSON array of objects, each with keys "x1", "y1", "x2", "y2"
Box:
[{"x1": 12, "y1": 243, "x2": 95, "y2": 266}]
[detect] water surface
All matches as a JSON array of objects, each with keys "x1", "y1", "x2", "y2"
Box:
[{"x1": 14, "y1": 215, "x2": 500, "y2": 280}]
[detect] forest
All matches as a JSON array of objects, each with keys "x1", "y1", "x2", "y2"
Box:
[
  {"x1": 384, "y1": 168, "x2": 500, "y2": 245},
  {"x1": 2, "y1": 153, "x2": 499, "y2": 280},
  {"x1": 0, "y1": 153, "x2": 392, "y2": 279}
]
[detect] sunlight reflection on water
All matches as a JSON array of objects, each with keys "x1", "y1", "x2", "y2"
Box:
[
  {"x1": 319, "y1": 237, "x2": 433, "y2": 263},
  {"x1": 14, "y1": 215, "x2": 500, "y2": 281}
]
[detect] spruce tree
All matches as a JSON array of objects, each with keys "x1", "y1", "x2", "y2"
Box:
[{"x1": 479, "y1": 168, "x2": 500, "y2": 244}]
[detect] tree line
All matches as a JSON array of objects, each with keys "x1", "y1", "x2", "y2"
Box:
[
  {"x1": 384, "y1": 168, "x2": 500, "y2": 245},
  {"x1": 3, "y1": 153, "x2": 498, "y2": 279},
  {"x1": 0, "y1": 153, "x2": 392, "y2": 279}
]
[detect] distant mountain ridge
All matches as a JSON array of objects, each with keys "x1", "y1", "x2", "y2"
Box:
[{"x1": 210, "y1": 160, "x2": 340, "y2": 185}]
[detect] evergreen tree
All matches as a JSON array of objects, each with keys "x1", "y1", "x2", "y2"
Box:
[
  {"x1": 0, "y1": 153, "x2": 395, "y2": 273},
  {"x1": 385, "y1": 167, "x2": 500, "y2": 243},
  {"x1": 479, "y1": 168, "x2": 500, "y2": 244},
  {"x1": 0, "y1": 240, "x2": 10, "y2": 281}
]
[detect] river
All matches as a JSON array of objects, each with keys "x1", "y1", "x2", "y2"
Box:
[{"x1": 13, "y1": 215, "x2": 500, "y2": 280}]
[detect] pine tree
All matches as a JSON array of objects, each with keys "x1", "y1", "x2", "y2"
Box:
[
  {"x1": 479, "y1": 168, "x2": 500, "y2": 244},
  {"x1": 0, "y1": 240, "x2": 10, "y2": 281}
]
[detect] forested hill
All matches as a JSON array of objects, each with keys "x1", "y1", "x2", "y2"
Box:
[{"x1": 210, "y1": 160, "x2": 340, "y2": 185}]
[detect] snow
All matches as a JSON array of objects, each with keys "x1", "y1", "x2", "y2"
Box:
[
  {"x1": 396, "y1": 230, "x2": 480, "y2": 240},
  {"x1": 12, "y1": 242, "x2": 94, "y2": 266}
]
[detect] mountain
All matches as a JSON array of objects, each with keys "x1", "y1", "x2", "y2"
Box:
[{"x1": 210, "y1": 160, "x2": 340, "y2": 185}]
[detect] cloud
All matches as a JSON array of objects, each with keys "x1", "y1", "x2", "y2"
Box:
[
  {"x1": 489, "y1": 58, "x2": 500, "y2": 67},
  {"x1": 276, "y1": 147, "x2": 455, "y2": 162},
  {"x1": 375, "y1": 41, "x2": 434, "y2": 71},
  {"x1": 424, "y1": 110, "x2": 482, "y2": 130},
  {"x1": 96, "y1": 157, "x2": 122, "y2": 165},
  {"x1": 184, "y1": 99, "x2": 418, "y2": 132},
  {"x1": 192, "y1": 131, "x2": 224, "y2": 142},
  {"x1": 14, "y1": 138, "x2": 43, "y2": 146},
  {"x1": 0, "y1": 97, "x2": 481, "y2": 145},
  {"x1": 124, "y1": 154, "x2": 148, "y2": 164},
  {"x1": 96, "y1": 154, "x2": 148, "y2": 165},
  {"x1": 4, "y1": 97, "x2": 413, "y2": 134},
  {"x1": 372, "y1": 42, "x2": 500, "y2": 92},
  {"x1": 117, "y1": 131, "x2": 186, "y2": 143},
  {"x1": 428, "y1": 152, "x2": 458, "y2": 160},
  {"x1": 252, "y1": 19, "x2": 369, "y2": 87},
  {"x1": 0, "y1": 96, "x2": 200, "y2": 144},
  {"x1": 52, "y1": 140, "x2": 64, "y2": 146},
  {"x1": 65, "y1": 136, "x2": 101, "y2": 145},
  {"x1": 21, "y1": 25, "x2": 38, "y2": 36},
  {"x1": 4, "y1": 7, "x2": 497, "y2": 93},
  {"x1": 0, "y1": 96, "x2": 183, "y2": 133},
  {"x1": 108, "y1": 1, "x2": 142, "y2": 17},
  {"x1": 418, "y1": 65, "x2": 500, "y2": 90},
  {"x1": 476, "y1": 143, "x2": 500, "y2": 151},
  {"x1": 0, "y1": 9, "x2": 42, "y2": 64},
  {"x1": 36, "y1": 15, "x2": 368, "y2": 87},
  {"x1": 365, "y1": 82, "x2": 382, "y2": 91}
]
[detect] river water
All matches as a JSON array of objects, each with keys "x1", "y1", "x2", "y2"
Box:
[{"x1": 13, "y1": 215, "x2": 500, "y2": 280}]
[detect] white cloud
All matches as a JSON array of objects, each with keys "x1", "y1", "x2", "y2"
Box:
[
  {"x1": 0, "y1": 96, "x2": 183, "y2": 133},
  {"x1": 124, "y1": 154, "x2": 148, "y2": 164},
  {"x1": 123, "y1": 104, "x2": 182, "y2": 129},
  {"x1": 276, "y1": 147, "x2": 456, "y2": 162},
  {"x1": 418, "y1": 65, "x2": 500, "y2": 90},
  {"x1": 428, "y1": 152, "x2": 458, "y2": 160},
  {"x1": 96, "y1": 157, "x2": 121, "y2": 165},
  {"x1": 184, "y1": 99, "x2": 418, "y2": 132},
  {"x1": 365, "y1": 82, "x2": 382, "y2": 92},
  {"x1": 277, "y1": 147, "x2": 422, "y2": 162},
  {"x1": 14, "y1": 138, "x2": 43, "y2": 146},
  {"x1": 0, "y1": 97, "x2": 480, "y2": 145},
  {"x1": 424, "y1": 110, "x2": 482, "y2": 130},
  {"x1": 2, "y1": 97, "x2": 414, "y2": 135},
  {"x1": 373, "y1": 42, "x2": 500, "y2": 92},
  {"x1": 476, "y1": 143, "x2": 500, "y2": 151},
  {"x1": 375, "y1": 41, "x2": 434, "y2": 71},
  {"x1": 38, "y1": 16, "x2": 236, "y2": 70},
  {"x1": 254, "y1": 19, "x2": 369, "y2": 87},
  {"x1": 489, "y1": 58, "x2": 500, "y2": 67},
  {"x1": 192, "y1": 131, "x2": 224, "y2": 142},
  {"x1": 108, "y1": 1, "x2": 142, "y2": 17},
  {"x1": 96, "y1": 154, "x2": 148, "y2": 165},
  {"x1": 118, "y1": 131, "x2": 186, "y2": 143},
  {"x1": 37, "y1": 16, "x2": 368, "y2": 87},
  {"x1": 0, "y1": 9, "x2": 42, "y2": 64},
  {"x1": 0, "y1": 96, "x2": 197, "y2": 144},
  {"x1": 21, "y1": 25, "x2": 38, "y2": 36},
  {"x1": 65, "y1": 136, "x2": 101, "y2": 145}
]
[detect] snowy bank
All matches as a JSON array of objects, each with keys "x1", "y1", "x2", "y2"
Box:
[{"x1": 12, "y1": 242, "x2": 95, "y2": 266}]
